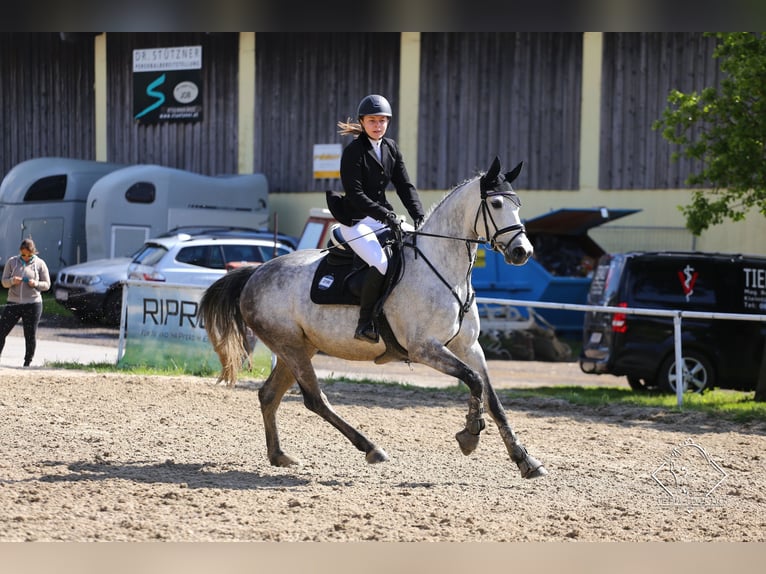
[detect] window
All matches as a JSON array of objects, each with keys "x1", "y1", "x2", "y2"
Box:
[
  {"x1": 176, "y1": 245, "x2": 226, "y2": 269},
  {"x1": 630, "y1": 262, "x2": 717, "y2": 309},
  {"x1": 223, "y1": 244, "x2": 264, "y2": 264},
  {"x1": 125, "y1": 182, "x2": 156, "y2": 203},
  {"x1": 24, "y1": 175, "x2": 67, "y2": 201}
]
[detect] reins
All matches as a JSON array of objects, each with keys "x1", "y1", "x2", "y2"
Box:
[{"x1": 324, "y1": 172, "x2": 528, "y2": 346}]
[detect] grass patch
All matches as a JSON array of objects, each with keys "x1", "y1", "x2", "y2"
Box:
[
  {"x1": 1, "y1": 289, "x2": 73, "y2": 318},
  {"x1": 47, "y1": 352, "x2": 275, "y2": 379},
  {"x1": 499, "y1": 385, "x2": 766, "y2": 423},
  {"x1": 321, "y1": 376, "x2": 766, "y2": 424}
]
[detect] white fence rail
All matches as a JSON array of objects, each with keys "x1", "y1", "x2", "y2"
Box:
[{"x1": 476, "y1": 297, "x2": 766, "y2": 407}]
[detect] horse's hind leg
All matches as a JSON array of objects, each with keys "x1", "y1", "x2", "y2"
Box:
[
  {"x1": 258, "y1": 359, "x2": 301, "y2": 467},
  {"x1": 285, "y1": 349, "x2": 389, "y2": 464}
]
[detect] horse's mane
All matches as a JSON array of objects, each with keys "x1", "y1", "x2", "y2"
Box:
[{"x1": 422, "y1": 174, "x2": 480, "y2": 223}]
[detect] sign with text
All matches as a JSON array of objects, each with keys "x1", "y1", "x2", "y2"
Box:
[
  {"x1": 133, "y1": 45, "x2": 203, "y2": 124},
  {"x1": 119, "y1": 281, "x2": 219, "y2": 371},
  {"x1": 313, "y1": 143, "x2": 342, "y2": 179}
]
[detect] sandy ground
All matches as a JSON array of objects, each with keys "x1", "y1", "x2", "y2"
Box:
[{"x1": 1, "y1": 319, "x2": 764, "y2": 542}]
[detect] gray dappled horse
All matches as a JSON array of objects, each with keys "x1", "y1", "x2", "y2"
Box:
[{"x1": 200, "y1": 157, "x2": 547, "y2": 479}]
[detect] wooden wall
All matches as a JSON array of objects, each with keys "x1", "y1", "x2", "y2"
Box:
[
  {"x1": 253, "y1": 33, "x2": 400, "y2": 193},
  {"x1": 0, "y1": 33, "x2": 95, "y2": 176},
  {"x1": 599, "y1": 32, "x2": 722, "y2": 189},
  {"x1": 0, "y1": 32, "x2": 726, "y2": 193},
  {"x1": 417, "y1": 32, "x2": 583, "y2": 190}
]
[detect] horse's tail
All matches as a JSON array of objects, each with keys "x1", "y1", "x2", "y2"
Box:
[{"x1": 200, "y1": 265, "x2": 260, "y2": 386}]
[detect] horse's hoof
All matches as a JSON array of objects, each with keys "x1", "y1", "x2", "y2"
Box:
[
  {"x1": 270, "y1": 453, "x2": 300, "y2": 467},
  {"x1": 517, "y1": 456, "x2": 547, "y2": 479},
  {"x1": 455, "y1": 429, "x2": 480, "y2": 456},
  {"x1": 366, "y1": 447, "x2": 389, "y2": 464},
  {"x1": 524, "y1": 465, "x2": 548, "y2": 479}
]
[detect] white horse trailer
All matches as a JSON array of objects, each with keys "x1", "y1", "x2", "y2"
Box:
[
  {"x1": 0, "y1": 157, "x2": 124, "y2": 274},
  {"x1": 85, "y1": 165, "x2": 270, "y2": 261}
]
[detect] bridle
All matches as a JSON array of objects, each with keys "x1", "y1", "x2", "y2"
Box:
[
  {"x1": 475, "y1": 175, "x2": 527, "y2": 253},
  {"x1": 398, "y1": 174, "x2": 529, "y2": 341}
]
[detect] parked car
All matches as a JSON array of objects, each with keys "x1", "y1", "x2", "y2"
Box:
[
  {"x1": 127, "y1": 234, "x2": 293, "y2": 285},
  {"x1": 161, "y1": 226, "x2": 298, "y2": 250},
  {"x1": 579, "y1": 251, "x2": 766, "y2": 393},
  {"x1": 54, "y1": 255, "x2": 136, "y2": 325},
  {"x1": 54, "y1": 228, "x2": 293, "y2": 325}
]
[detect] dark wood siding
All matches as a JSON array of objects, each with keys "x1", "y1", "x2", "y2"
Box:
[
  {"x1": 106, "y1": 32, "x2": 239, "y2": 175},
  {"x1": 418, "y1": 33, "x2": 582, "y2": 190},
  {"x1": 0, "y1": 33, "x2": 96, "y2": 177},
  {"x1": 254, "y1": 33, "x2": 400, "y2": 193},
  {"x1": 600, "y1": 33, "x2": 722, "y2": 189}
]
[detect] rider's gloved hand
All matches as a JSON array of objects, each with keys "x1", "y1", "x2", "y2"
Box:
[
  {"x1": 414, "y1": 217, "x2": 424, "y2": 229},
  {"x1": 385, "y1": 211, "x2": 401, "y2": 231}
]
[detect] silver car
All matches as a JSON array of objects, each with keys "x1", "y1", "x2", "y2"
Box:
[
  {"x1": 127, "y1": 234, "x2": 293, "y2": 286},
  {"x1": 54, "y1": 256, "x2": 133, "y2": 325},
  {"x1": 54, "y1": 230, "x2": 293, "y2": 325}
]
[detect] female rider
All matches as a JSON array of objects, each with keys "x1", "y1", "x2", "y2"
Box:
[{"x1": 327, "y1": 94, "x2": 425, "y2": 343}]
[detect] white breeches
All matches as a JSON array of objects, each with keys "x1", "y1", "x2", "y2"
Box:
[{"x1": 338, "y1": 216, "x2": 388, "y2": 275}]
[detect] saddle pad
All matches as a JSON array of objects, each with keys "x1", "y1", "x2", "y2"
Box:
[{"x1": 310, "y1": 256, "x2": 361, "y2": 306}]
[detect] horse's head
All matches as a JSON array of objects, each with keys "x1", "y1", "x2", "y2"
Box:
[{"x1": 476, "y1": 157, "x2": 533, "y2": 266}]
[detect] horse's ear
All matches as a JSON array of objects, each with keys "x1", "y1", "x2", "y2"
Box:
[
  {"x1": 505, "y1": 161, "x2": 523, "y2": 184},
  {"x1": 485, "y1": 156, "x2": 501, "y2": 181}
]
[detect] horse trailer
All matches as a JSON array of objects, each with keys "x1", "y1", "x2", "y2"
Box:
[
  {"x1": 0, "y1": 157, "x2": 124, "y2": 275},
  {"x1": 84, "y1": 165, "x2": 270, "y2": 261}
]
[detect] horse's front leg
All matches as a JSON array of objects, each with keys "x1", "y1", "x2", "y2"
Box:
[
  {"x1": 484, "y1": 383, "x2": 547, "y2": 479},
  {"x1": 409, "y1": 340, "x2": 487, "y2": 455},
  {"x1": 450, "y1": 341, "x2": 547, "y2": 479}
]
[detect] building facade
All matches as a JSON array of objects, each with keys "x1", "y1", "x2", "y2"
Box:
[{"x1": 1, "y1": 32, "x2": 763, "y2": 255}]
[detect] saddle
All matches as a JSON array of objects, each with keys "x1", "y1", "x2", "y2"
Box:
[
  {"x1": 310, "y1": 224, "x2": 409, "y2": 363},
  {"x1": 310, "y1": 224, "x2": 402, "y2": 306}
]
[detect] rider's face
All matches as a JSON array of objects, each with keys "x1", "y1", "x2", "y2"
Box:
[{"x1": 361, "y1": 115, "x2": 389, "y2": 141}]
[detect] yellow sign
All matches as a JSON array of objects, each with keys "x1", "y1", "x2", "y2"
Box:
[{"x1": 313, "y1": 143, "x2": 342, "y2": 179}]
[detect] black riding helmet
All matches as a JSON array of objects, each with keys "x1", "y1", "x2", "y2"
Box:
[{"x1": 357, "y1": 94, "x2": 392, "y2": 118}]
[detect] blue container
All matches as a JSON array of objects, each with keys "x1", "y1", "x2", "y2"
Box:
[{"x1": 472, "y1": 208, "x2": 639, "y2": 335}]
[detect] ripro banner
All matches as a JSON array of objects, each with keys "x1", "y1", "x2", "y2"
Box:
[{"x1": 118, "y1": 281, "x2": 219, "y2": 371}]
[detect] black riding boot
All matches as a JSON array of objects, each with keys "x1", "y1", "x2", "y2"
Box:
[{"x1": 354, "y1": 268, "x2": 386, "y2": 343}]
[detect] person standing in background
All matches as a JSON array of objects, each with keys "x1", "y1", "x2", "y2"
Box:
[{"x1": 0, "y1": 238, "x2": 51, "y2": 367}]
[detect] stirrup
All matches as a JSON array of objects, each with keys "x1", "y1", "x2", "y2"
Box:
[{"x1": 354, "y1": 322, "x2": 379, "y2": 343}]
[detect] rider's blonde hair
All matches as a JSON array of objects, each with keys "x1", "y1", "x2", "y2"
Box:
[{"x1": 337, "y1": 118, "x2": 364, "y2": 137}]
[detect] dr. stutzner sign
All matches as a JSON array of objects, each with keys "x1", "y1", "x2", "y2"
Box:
[{"x1": 133, "y1": 45, "x2": 203, "y2": 124}]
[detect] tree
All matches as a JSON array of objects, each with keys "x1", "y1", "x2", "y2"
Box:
[
  {"x1": 653, "y1": 32, "x2": 766, "y2": 236},
  {"x1": 655, "y1": 32, "x2": 766, "y2": 402}
]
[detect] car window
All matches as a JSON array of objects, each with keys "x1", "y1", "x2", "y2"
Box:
[
  {"x1": 222, "y1": 243, "x2": 291, "y2": 264},
  {"x1": 132, "y1": 245, "x2": 168, "y2": 265},
  {"x1": 177, "y1": 245, "x2": 226, "y2": 269},
  {"x1": 268, "y1": 245, "x2": 293, "y2": 259},
  {"x1": 223, "y1": 244, "x2": 264, "y2": 264},
  {"x1": 629, "y1": 261, "x2": 717, "y2": 309}
]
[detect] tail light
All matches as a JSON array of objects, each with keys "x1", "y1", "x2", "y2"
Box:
[{"x1": 612, "y1": 301, "x2": 628, "y2": 333}]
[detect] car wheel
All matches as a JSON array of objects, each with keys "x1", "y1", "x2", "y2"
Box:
[
  {"x1": 627, "y1": 376, "x2": 654, "y2": 392},
  {"x1": 103, "y1": 289, "x2": 123, "y2": 326},
  {"x1": 659, "y1": 351, "x2": 715, "y2": 394}
]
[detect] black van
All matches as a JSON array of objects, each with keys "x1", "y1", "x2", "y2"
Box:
[{"x1": 579, "y1": 251, "x2": 766, "y2": 392}]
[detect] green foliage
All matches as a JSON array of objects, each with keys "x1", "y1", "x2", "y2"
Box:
[{"x1": 653, "y1": 32, "x2": 766, "y2": 235}]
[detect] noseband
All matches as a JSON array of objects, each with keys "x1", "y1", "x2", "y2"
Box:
[{"x1": 474, "y1": 183, "x2": 527, "y2": 252}]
